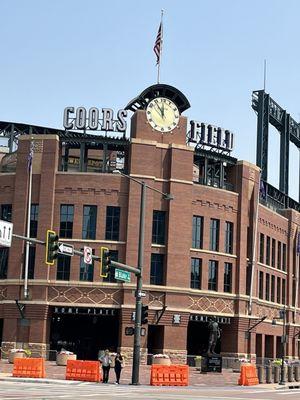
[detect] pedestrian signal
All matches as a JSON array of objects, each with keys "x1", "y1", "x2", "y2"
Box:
[
  {"x1": 100, "y1": 246, "x2": 111, "y2": 277},
  {"x1": 45, "y1": 230, "x2": 59, "y2": 265},
  {"x1": 141, "y1": 305, "x2": 149, "y2": 325}
]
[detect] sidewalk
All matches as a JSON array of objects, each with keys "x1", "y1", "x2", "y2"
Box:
[
  {"x1": 0, "y1": 360, "x2": 299, "y2": 389},
  {"x1": 0, "y1": 360, "x2": 238, "y2": 386}
]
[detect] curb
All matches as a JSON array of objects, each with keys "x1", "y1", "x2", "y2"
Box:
[
  {"x1": 252, "y1": 383, "x2": 300, "y2": 390},
  {"x1": 0, "y1": 377, "x2": 98, "y2": 385},
  {"x1": 276, "y1": 383, "x2": 300, "y2": 390}
]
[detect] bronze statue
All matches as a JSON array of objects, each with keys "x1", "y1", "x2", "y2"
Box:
[{"x1": 207, "y1": 317, "x2": 221, "y2": 356}]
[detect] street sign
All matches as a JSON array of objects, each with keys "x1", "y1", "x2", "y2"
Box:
[
  {"x1": 135, "y1": 290, "x2": 146, "y2": 298},
  {"x1": 58, "y1": 242, "x2": 74, "y2": 256},
  {"x1": 83, "y1": 246, "x2": 92, "y2": 265},
  {"x1": 115, "y1": 268, "x2": 131, "y2": 282},
  {"x1": 0, "y1": 220, "x2": 13, "y2": 247}
]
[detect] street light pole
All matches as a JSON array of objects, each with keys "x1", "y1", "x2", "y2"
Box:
[
  {"x1": 132, "y1": 181, "x2": 146, "y2": 385},
  {"x1": 113, "y1": 169, "x2": 173, "y2": 385},
  {"x1": 279, "y1": 308, "x2": 286, "y2": 385}
]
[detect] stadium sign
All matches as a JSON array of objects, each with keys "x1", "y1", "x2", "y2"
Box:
[
  {"x1": 63, "y1": 106, "x2": 128, "y2": 132},
  {"x1": 189, "y1": 121, "x2": 234, "y2": 152}
]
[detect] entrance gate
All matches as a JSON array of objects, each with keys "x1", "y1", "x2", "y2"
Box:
[{"x1": 50, "y1": 307, "x2": 119, "y2": 360}]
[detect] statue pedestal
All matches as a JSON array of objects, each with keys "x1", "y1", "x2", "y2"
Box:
[{"x1": 201, "y1": 355, "x2": 222, "y2": 373}]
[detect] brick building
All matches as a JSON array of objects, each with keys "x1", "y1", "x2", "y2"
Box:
[{"x1": 0, "y1": 84, "x2": 299, "y2": 363}]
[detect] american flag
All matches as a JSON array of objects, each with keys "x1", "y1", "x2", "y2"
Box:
[
  {"x1": 153, "y1": 23, "x2": 162, "y2": 65},
  {"x1": 27, "y1": 142, "x2": 33, "y2": 171}
]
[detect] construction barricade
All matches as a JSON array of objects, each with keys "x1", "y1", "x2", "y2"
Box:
[
  {"x1": 12, "y1": 358, "x2": 46, "y2": 378},
  {"x1": 66, "y1": 360, "x2": 101, "y2": 382},
  {"x1": 150, "y1": 365, "x2": 189, "y2": 386},
  {"x1": 238, "y1": 364, "x2": 259, "y2": 386}
]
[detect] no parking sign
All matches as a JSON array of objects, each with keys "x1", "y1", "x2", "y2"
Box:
[{"x1": 83, "y1": 246, "x2": 92, "y2": 265}]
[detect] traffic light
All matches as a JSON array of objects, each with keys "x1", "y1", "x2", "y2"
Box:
[
  {"x1": 100, "y1": 246, "x2": 111, "y2": 277},
  {"x1": 141, "y1": 305, "x2": 149, "y2": 325},
  {"x1": 45, "y1": 230, "x2": 59, "y2": 265},
  {"x1": 279, "y1": 309, "x2": 286, "y2": 319}
]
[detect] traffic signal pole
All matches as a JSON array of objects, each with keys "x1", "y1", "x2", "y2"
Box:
[
  {"x1": 12, "y1": 234, "x2": 140, "y2": 274},
  {"x1": 112, "y1": 170, "x2": 173, "y2": 385},
  {"x1": 132, "y1": 181, "x2": 146, "y2": 385}
]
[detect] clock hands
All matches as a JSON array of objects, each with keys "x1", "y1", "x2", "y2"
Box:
[
  {"x1": 154, "y1": 104, "x2": 165, "y2": 120},
  {"x1": 154, "y1": 101, "x2": 166, "y2": 120},
  {"x1": 146, "y1": 97, "x2": 179, "y2": 132}
]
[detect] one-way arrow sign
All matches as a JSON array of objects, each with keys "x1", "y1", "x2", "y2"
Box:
[
  {"x1": 58, "y1": 242, "x2": 74, "y2": 256},
  {"x1": 0, "y1": 219, "x2": 13, "y2": 247}
]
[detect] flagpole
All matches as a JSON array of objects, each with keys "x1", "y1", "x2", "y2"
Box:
[
  {"x1": 157, "y1": 10, "x2": 163, "y2": 84},
  {"x1": 263, "y1": 59, "x2": 267, "y2": 91},
  {"x1": 24, "y1": 139, "x2": 33, "y2": 299}
]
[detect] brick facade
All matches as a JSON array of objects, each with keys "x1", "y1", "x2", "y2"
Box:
[{"x1": 0, "y1": 110, "x2": 299, "y2": 363}]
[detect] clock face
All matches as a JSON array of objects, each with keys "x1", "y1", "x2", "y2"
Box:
[{"x1": 146, "y1": 97, "x2": 179, "y2": 132}]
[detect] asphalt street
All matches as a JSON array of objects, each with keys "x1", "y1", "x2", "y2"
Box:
[{"x1": 0, "y1": 381, "x2": 299, "y2": 400}]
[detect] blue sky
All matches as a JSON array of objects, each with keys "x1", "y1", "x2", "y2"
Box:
[{"x1": 1, "y1": 0, "x2": 299, "y2": 200}]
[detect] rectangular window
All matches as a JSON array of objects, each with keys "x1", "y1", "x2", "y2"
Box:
[
  {"x1": 277, "y1": 241, "x2": 281, "y2": 269},
  {"x1": 79, "y1": 250, "x2": 94, "y2": 282},
  {"x1": 225, "y1": 222, "x2": 233, "y2": 254},
  {"x1": 282, "y1": 279, "x2": 286, "y2": 305},
  {"x1": 0, "y1": 248, "x2": 9, "y2": 279},
  {"x1": 1, "y1": 204, "x2": 12, "y2": 222},
  {"x1": 271, "y1": 275, "x2": 275, "y2": 302},
  {"x1": 60, "y1": 205, "x2": 74, "y2": 238},
  {"x1": 30, "y1": 204, "x2": 39, "y2": 238},
  {"x1": 259, "y1": 271, "x2": 264, "y2": 299},
  {"x1": 282, "y1": 243, "x2": 286, "y2": 271},
  {"x1": 277, "y1": 277, "x2": 281, "y2": 303},
  {"x1": 82, "y1": 205, "x2": 97, "y2": 240},
  {"x1": 28, "y1": 246, "x2": 36, "y2": 279},
  {"x1": 224, "y1": 262, "x2": 232, "y2": 293},
  {"x1": 152, "y1": 211, "x2": 166, "y2": 245},
  {"x1": 265, "y1": 273, "x2": 270, "y2": 301},
  {"x1": 246, "y1": 264, "x2": 251, "y2": 295},
  {"x1": 150, "y1": 254, "x2": 164, "y2": 286},
  {"x1": 266, "y1": 236, "x2": 270, "y2": 265},
  {"x1": 259, "y1": 233, "x2": 264, "y2": 263},
  {"x1": 208, "y1": 260, "x2": 218, "y2": 291},
  {"x1": 105, "y1": 206, "x2": 120, "y2": 241},
  {"x1": 56, "y1": 255, "x2": 71, "y2": 281},
  {"x1": 210, "y1": 219, "x2": 219, "y2": 251},
  {"x1": 192, "y1": 216, "x2": 203, "y2": 249},
  {"x1": 103, "y1": 250, "x2": 118, "y2": 283},
  {"x1": 190, "y1": 258, "x2": 202, "y2": 289},
  {"x1": 271, "y1": 239, "x2": 276, "y2": 268}
]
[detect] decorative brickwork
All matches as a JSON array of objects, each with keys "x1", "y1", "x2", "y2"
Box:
[
  {"x1": 188, "y1": 296, "x2": 234, "y2": 314},
  {"x1": 48, "y1": 286, "x2": 122, "y2": 305},
  {"x1": 193, "y1": 199, "x2": 238, "y2": 214},
  {"x1": 254, "y1": 303, "x2": 281, "y2": 321},
  {"x1": 148, "y1": 292, "x2": 165, "y2": 308},
  {"x1": 0, "y1": 287, "x2": 7, "y2": 300}
]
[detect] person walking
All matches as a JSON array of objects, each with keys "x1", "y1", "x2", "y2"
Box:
[
  {"x1": 114, "y1": 352, "x2": 124, "y2": 384},
  {"x1": 99, "y1": 349, "x2": 112, "y2": 383}
]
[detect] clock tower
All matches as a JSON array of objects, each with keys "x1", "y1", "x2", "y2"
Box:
[
  {"x1": 124, "y1": 81, "x2": 194, "y2": 287},
  {"x1": 125, "y1": 84, "x2": 190, "y2": 145}
]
